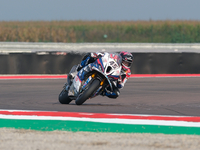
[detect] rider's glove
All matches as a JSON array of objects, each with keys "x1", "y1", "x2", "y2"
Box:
[{"x1": 77, "y1": 64, "x2": 83, "y2": 71}]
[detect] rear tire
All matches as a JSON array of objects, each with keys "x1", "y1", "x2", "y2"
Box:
[
  {"x1": 75, "y1": 79, "x2": 100, "y2": 105},
  {"x1": 58, "y1": 88, "x2": 72, "y2": 104}
]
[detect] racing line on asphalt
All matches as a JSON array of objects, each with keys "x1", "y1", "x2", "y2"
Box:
[{"x1": 0, "y1": 109, "x2": 200, "y2": 134}]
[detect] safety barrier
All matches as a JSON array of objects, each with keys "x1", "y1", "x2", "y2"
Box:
[{"x1": 0, "y1": 52, "x2": 200, "y2": 74}]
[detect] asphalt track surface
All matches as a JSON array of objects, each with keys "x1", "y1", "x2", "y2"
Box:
[{"x1": 0, "y1": 77, "x2": 200, "y2": 116}]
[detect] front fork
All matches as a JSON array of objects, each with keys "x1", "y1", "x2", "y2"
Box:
[
  {"x1": 81, "y1": 72, "x2": 97, "y2": 92},
  {"x1": 68, "y1": 72, "x2": 107, "y2": 97},
  {"x1": 90, "y1": 73, "x2": 107, "y2": 97},
  {"x1": 81, "y1": 72, "x2": 106, "y2": 95}
]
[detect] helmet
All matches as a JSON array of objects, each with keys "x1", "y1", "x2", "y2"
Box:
[{"x1": 119, "y1": 51, "x2": 133, "y2": 71}]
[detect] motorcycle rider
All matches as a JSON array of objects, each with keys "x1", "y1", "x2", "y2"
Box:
[{"x1": 69, "y1": 51, "x2": 134, "y2": 98}]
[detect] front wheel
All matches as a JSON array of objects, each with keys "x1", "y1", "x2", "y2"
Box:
[
  {"x1": 75, "y1": 79, "x2": 100, "y2": 105},
  {"x1": 58, "y1": 88, "x2": 72, "y2": 104}
]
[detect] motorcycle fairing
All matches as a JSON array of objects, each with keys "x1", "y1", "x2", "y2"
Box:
[
  {"x1": 67, "y1": 52, "x2": 122, "y2": 99},
  {"x1": 68, "y1": 75, "x2": 82, "y2": 96}
]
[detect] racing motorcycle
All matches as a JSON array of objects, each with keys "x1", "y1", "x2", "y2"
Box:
[{"x1": 58, "y1": 52, "x2": 122, "y2": 105}]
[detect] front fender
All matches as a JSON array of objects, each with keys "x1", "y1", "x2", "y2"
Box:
[{"x1": 91, "y1": 67, "x2": 113, "y2": 91}]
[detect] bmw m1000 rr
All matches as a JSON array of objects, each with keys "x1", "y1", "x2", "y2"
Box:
[{"x1": 58, "y1": 53, "x2": 122, "y2": 105}]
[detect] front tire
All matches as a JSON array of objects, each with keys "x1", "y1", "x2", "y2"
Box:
[
  {"x1": 75, "y1": 79, "x2": 100, "y2": 105},
  {"x1": 58, "y1": 88, "x2": 72, "y2": 104}
]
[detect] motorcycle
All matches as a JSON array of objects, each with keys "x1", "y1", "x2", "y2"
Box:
[{"x1": 58, "y1": 52, "x2": 122, "y2": 105}]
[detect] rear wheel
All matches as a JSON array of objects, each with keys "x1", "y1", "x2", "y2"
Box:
[
  {"x1": 75, "y1": 79, "x2": 100, "y2": 105},
  {"x1": 58, "y1": 88, "x2": 72, "y2": 104}
]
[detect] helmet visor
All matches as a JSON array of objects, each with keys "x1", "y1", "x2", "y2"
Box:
[{"x1": 122, "y1": 60, "x2": 132, "y2": 68}]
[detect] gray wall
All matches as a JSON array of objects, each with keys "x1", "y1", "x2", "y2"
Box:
[{"x1": 1, "y1": 52, "x2": 200, "y2": 74}]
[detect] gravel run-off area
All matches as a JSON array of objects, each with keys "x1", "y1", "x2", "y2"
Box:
[{"x1": 0, "y1": 128, "x2": 200, "y2": 150}]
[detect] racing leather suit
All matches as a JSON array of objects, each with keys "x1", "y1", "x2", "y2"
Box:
[{"x1": 77, "y1": 52, "x2": 131, "y2": 99}]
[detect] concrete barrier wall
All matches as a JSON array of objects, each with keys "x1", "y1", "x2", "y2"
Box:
[
  {"x1": 132, "y1": 53, "x2": 200, "y2": 74},
  {"x1": 0, "y1": 52, "x2": 199, "y2": 74},
  {"x1": 0, "y1": 53, "x2": 84, "y2": 74}
]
